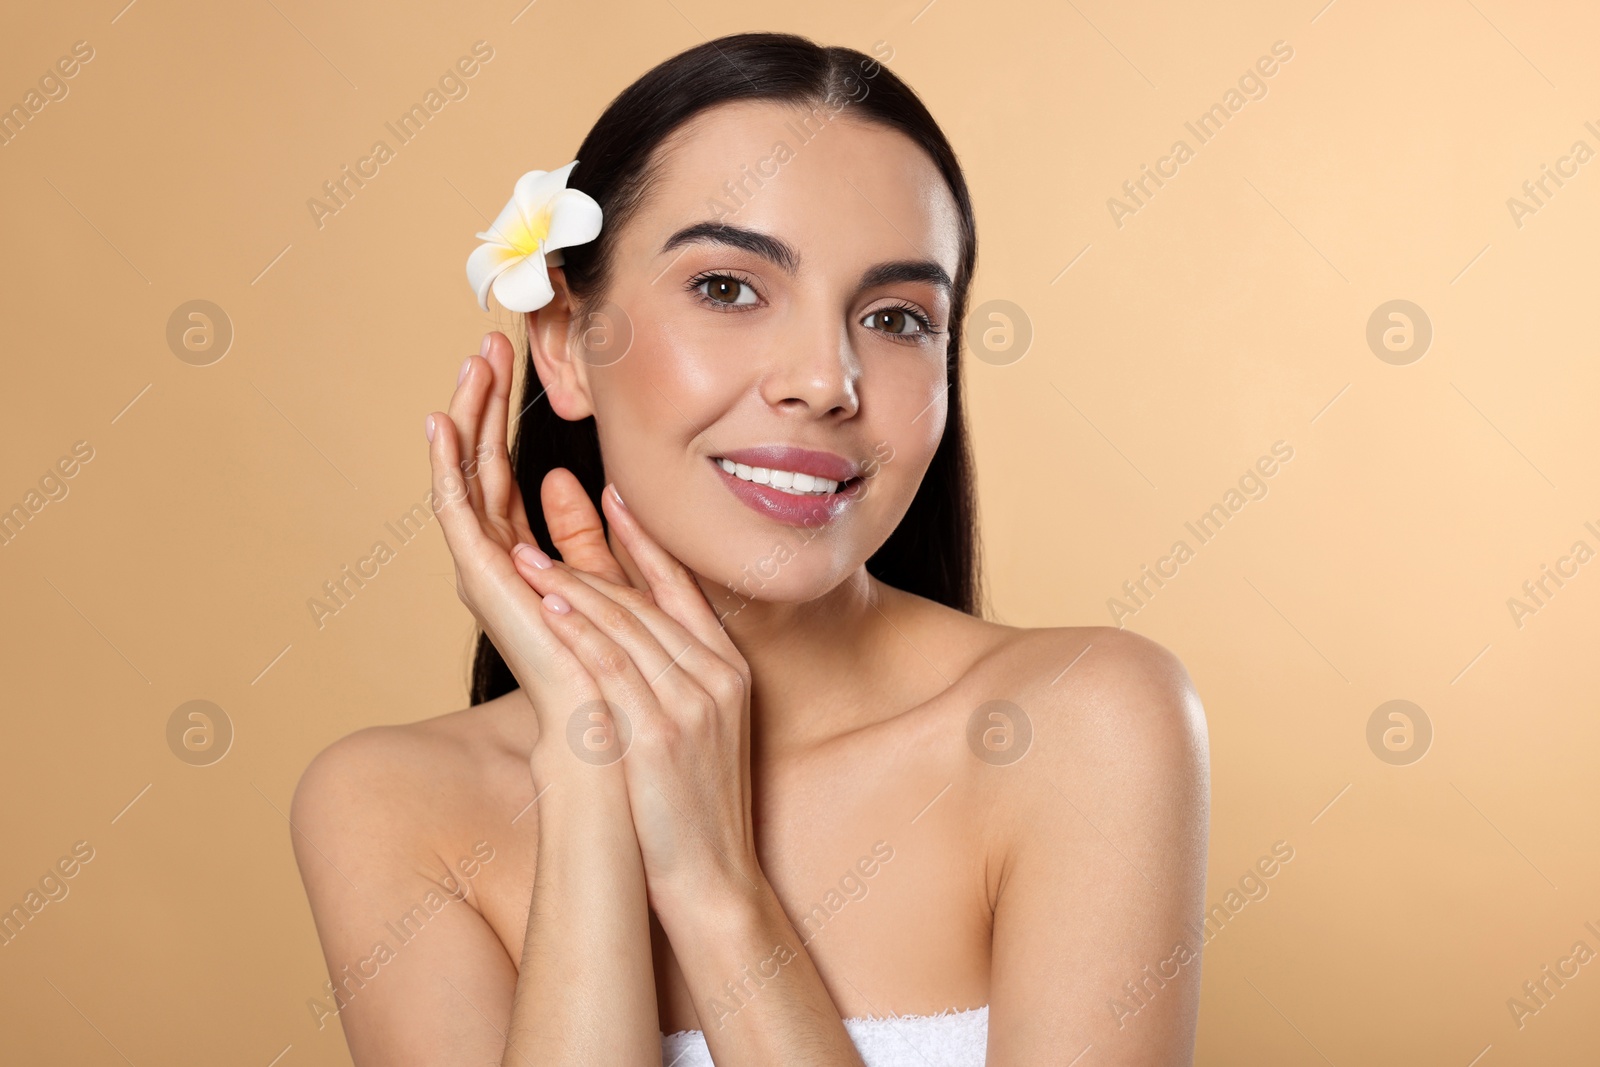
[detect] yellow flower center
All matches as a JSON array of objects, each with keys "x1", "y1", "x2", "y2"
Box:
[{"x1": 505, "y1": 203, "x2": 553, "y2": 256}]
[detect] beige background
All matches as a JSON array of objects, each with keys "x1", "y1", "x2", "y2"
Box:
[{"x1": 3, "y1": 0, "x2": 1597, "y2": 1063}]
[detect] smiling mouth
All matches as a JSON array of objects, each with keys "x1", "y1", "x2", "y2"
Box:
[{"x1": 709, "y1": 457, "x2": 863, "y2": 497}]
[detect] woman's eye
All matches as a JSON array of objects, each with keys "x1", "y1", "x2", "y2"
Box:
[
  {"x1": 696, "y1": 275, "x2": 759, "y2": 307},
  {"x1": 863, "y1": 307, "x2": 928, "y2": 337}
]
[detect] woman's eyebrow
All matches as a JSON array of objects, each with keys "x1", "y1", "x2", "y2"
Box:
[
  {"x1": 858, "y1": 260, "x2": 952, "y2": 296},
  {"x1": 659, "y1": 221, "x2": 952, "y2": 295},
  {"x1": 661, "y1": 222, "x2": 800, "y2": 274}
]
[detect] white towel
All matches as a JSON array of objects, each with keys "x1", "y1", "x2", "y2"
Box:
[{"x1": 661, "y1": 1003, "x2": 989, "y2": 1066}]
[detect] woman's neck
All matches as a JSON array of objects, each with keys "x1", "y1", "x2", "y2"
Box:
[
  {"x1": 604, "y1": 528, "x2": 911, "y2": 763},
  {"x1": 712, "y1": 566, "x2": 899, "y2": 762}
]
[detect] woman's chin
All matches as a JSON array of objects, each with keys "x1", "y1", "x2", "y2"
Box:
[{"x1": 682, "y1": 551, "x2": 860, "y2": 613}]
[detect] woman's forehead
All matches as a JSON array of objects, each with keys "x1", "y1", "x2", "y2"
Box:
[{"x1": 629, "y1": 100, "x2": 962, "y2": 276}]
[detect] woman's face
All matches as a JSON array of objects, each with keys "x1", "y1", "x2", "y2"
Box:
[{"x1": 559, "y1": 98, "x2": 962, "y2": 606}]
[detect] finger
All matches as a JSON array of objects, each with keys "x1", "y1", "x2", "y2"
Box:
[
  {"x1": 515, "y1": 552, "x2": 678, "y2": 682},
  {"x1": 448, "y1": 345, "x2": 490, "y2": 518},
  {"x1": 600, "y1": 483, "x2": 745, "y2": 666},
  {"x1": 523, "y1": 572, "x2": 703, "y2": 734},
  {"x1": 506, "y1": 476, "x2": 538, "y2": 547},
  {"x1": 553, "y1": 565, "x2": 750, "y2": 708},
  {"x1": 521, "y1": 550, "x2": 752, "y2": 716},
  {"x1": 429, "y1": 410, "x2": 564, "y2": 682},
  {"x1": 476, "y1": 331, "x2": 516, "y2": 526},
  {"x1": 518, "y1": 547, "x2": 742, "y2": 697},
  {"x1": 426, "y1": 411, "x2": 497, "y2": 574},
  {"x1": 517, "y1": 552, "x2": 691, "y2": 672},
  {"x1": 542, "y1": 468, "x2": 629, "y2": 587}
]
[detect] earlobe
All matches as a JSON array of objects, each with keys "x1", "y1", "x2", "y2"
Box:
[{"x1": 523, "y1": 269, "x2": 596, "y2": 421}]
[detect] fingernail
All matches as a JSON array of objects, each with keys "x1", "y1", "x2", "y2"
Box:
[
  {"x1": 458, "y1": 357, "x2": 472, "y2": 385},
  {"x1": 610, "y1": 483, "x2": 627, "y2": 510},
  {"x1": 480, "y1": 334, "x2": 492, "y2": 358},
  {"x1": 425, "y1": 414, "x2": 436, "y2": 442},
  {"x1": 514, "y1": 542, "x2": 553, "y2": 570},
  {"x1": 543, "y1": 592, "x2": 571, "y2": 615}
]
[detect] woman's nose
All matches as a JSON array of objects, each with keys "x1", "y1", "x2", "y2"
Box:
[{"x1": 759, "y1": 322, "x2": 860, "y2": 418}]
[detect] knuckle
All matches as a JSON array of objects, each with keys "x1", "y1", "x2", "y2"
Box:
[
  {"x1": 438, "y1": 472, "x2": 468, "y2": 506},
  {"x1": 678, "y1": 686, "x2": 718, "y2": 724},
  {"x1": 592, "y1": 643, "x2": 633, "y2": 679},
  {"x1": 611, "y1": 586, "x2": 651, "y2": 614},
  {"x1": 595, "y1": 601, "x2": 634, "y2": 637},
  {"x1": 707, "y1": 664, "x2": 746, "y2": 703},
  {"x1": 635, "y1": 712, "x2": 676, "y2": 753}
]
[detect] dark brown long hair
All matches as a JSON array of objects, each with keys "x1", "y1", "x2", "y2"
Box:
[{"x1": 471, "y1": 31, "x2": 983, "y2": 705}]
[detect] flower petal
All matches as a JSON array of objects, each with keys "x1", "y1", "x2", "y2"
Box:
[
  {"x1": 467, "y1": 242, "x2": 525, "y2": 311},
  {"x1": 512, "y1": 161, "x2": 579, "y2": 220},
  {"x1": 478, "y1": 190, "x2": 530, "y2": 250},
  {"x1": 491, "y1": 254, "x2": 556, "y2": 312},
  {"x1": 543, "y1": 188, "x2": 604, "y2": 253}
]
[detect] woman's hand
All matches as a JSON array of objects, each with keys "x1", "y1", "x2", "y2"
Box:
[
  {"x1": 427, "y1": 332, "x2": 671, "y2": 1065},
  {"x1": 509, "y1": 484, "x2": 764, "y2": 919},
  {"x1": 424, "y1": 331, "x2": 634, "y2": 758}
]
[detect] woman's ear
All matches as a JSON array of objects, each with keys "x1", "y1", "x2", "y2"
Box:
[{"x1": 524, "y1": 266, "x2": 595, "y2": 421}]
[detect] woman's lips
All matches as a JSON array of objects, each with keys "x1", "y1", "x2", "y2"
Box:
[
  {"x1": 708, "y1": 456, "x2": 861, "y2": 527},
  {"x1": 715, "y1": 445, "x2": 859, "y2": 483}
]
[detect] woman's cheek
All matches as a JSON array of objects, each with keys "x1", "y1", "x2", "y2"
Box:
[{"x1": 637, "y1": 316, "x2": 734, "y2": 400}]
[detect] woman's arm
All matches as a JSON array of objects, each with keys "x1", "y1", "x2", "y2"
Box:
[
  {"x1": 427, "y1": 334, "x2": 664, "y2": 1065},
  {"x1": 508, "y1": 745, "x2": 660, "y2": 1066},
  {"x1": 291, "y1": 726, "x2": 527, "y2": 1066},
  {"x1": 651, "y1": 874, "x2": 868, "y2": 1065},
  {"x1": 511, "y1": 488, "x2": 869, "y2": 1065},
  {"x1": 293, "y1": 333, "x2": 667, "y2": 1064},
  {"x1": 985, "y1": 628, "x2": 1211, "y2": 1066}
]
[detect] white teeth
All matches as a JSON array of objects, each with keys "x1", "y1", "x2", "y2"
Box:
[{"x1": 718, "y1": 457, "x2": 839, "y2": 496}]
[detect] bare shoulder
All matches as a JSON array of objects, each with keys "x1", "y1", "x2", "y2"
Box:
[
  {"x1": 878, "y1": 587, "x2": 1207, "y2": 772},
  {"x1": 973, "y1": 626, "x2": 1211, "y2": 1060},
  {"x1": 288, "y1": 693, "x2": 535, "y2": 1065},
  {"x1": 970, "y1": 623, "x2": 1208, "y2": 774},
  {"x1": 883, "y1": 588, "x2": 1208, "y2": 817},
  {"x1": 948, "y1": 622, "x2": 1211, "y2": 871},
  {"x1": 290, "y1": 690, "x2": 534, "y2": 886}
]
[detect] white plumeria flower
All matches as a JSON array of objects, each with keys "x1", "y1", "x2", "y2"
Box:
[{"x1": 466, "y1": 160, "x2": 603, "y2": 312}]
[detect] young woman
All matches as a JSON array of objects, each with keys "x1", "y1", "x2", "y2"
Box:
[{"x1": 292, "y1": 31, "x2": 1209, "y2": 1067}]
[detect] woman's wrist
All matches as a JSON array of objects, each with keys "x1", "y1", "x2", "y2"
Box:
[
  {"x1": 652, "y1": 861, "x2": 778, "y2": 948},
  {"x1": 529, "y1": 734, "x2": 626, "y2": 789}
]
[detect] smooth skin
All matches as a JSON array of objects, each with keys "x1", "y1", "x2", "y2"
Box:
[{"x1": 291, "y1": 99, "x2": 1210, "y2": 1066}]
